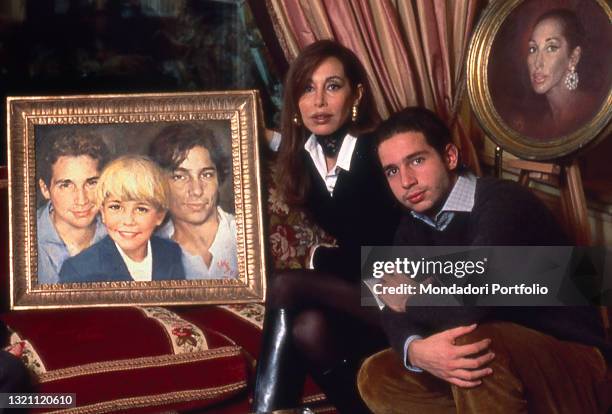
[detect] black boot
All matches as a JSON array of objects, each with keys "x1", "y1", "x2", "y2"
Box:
[
  {"x1": 312, "y1": 358, "x2": 372, "y2": 414},
  {"x1": 252, "y1": 308, "x2": 306, "y2": 413}
]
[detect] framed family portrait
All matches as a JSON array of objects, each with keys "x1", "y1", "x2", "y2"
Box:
[
  {"x1": 8, "y1": 91, "x2": 267, "y2": 309},
  {"x1": 467, "y1": 0, "x2": 611, "y2": 160}
]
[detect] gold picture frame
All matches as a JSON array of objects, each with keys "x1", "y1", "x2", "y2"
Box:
[
  {"x1": 8, "y1": 91, "x2": 267, "y2": 309},
  {"x1": 467, "y1": 0, "x2": 611, "y2": 160}
]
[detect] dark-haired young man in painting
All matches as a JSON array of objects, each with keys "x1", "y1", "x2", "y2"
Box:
[
  {"x1": 149, "y1": 124, "x2": 238, "y2": 280},
  {"x1": 37, "y1": 131, "x2": 111, "y2": 284}
]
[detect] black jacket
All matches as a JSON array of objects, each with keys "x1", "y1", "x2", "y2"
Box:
[{"x1": 304, "y1": 133, "x2": 401, "y2": 281}]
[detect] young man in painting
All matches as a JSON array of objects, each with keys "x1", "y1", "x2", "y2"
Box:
[
  {"x1": 357, "y1": 107, "x2": 610, "y2": 413},
  {"x1": 37, "y1": 131, "x2": 111, "y2": 284},
  {"x1": 149, "y1": 124, "x2": 238, "y2": 280},
  {"x1": 58, "y1": 155, "x2": 184, "y2": 282}
]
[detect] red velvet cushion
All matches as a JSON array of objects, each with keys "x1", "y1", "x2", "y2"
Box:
[
  {"x1": 176, "y1": 305, "x2": 329, "y2": 406},
  {"x1": 3, "y1": 306, "x2": 248, "y2": 413},
  {"x1": 0, "y1": 163, "x2": 336, "y2": 413}
]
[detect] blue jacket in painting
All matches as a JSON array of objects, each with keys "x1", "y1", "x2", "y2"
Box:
[{"x1": 58, "y1": 235, "x2": 185, "y2": 283}]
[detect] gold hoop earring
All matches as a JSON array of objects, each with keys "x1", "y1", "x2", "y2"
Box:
[
  {"x1": 293, "y1": 113, "x2": 301, "y2": 126},
  {"x1": 351, "y1": 104, "x2": 358, "y2": 122}
]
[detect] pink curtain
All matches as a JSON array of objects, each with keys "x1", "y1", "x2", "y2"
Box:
[{"x1": 265, "y1": 0, "x2": 484, "y2": 173}]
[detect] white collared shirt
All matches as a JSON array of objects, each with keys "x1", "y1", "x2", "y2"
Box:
[
  {"x1": 115, "y1": 240, "x2": 153, "y2": 281},
  {"x1": 304, "y1": 133, "x2": 358, "y2": 195},
  {"x1": 410, "y1": 173, "x2": 477, "y2": 231},
  {"x1": 156, "y1": 207, "x2": 238, "y2": 279}
]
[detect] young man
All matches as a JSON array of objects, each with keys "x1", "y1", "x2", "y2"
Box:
[
  {"x1": 149, "y1": 124, "x2": 238, "y2": 279},
  {"x1": 358, "y1": 107, "x2": 609, "y2": 413},
  {"x1": 37, "y1": 131, "x2": 110, "y2": 284}
]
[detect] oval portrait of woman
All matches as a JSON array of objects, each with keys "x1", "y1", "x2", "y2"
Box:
[{"x1": 489, "y1": 0, "x2": 611, "y2": 142}]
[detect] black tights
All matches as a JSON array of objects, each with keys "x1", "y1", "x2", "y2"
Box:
[{"x1": 267, "y1": 269, "x2": 386, "y2": 371}]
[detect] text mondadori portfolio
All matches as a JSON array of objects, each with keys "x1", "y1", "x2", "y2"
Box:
[{"x1": 372, "y1": 283, "x2": 549, "y2": 296}]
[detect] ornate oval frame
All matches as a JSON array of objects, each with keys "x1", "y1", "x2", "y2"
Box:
[{"x1": 467, "y1": 0, "x2": 611, "y2": 160}]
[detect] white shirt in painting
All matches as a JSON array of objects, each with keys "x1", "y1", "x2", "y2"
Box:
[
  {"x1": 157, "y1": 207, "x2": 239, "y2": 280},
  {"x1": 114, "y1": 240, "x2": 153, "y2": 282}
]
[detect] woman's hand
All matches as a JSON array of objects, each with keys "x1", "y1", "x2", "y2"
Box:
[{"x1": 264, "y1": 129, "x2": 276, "y2": 145}]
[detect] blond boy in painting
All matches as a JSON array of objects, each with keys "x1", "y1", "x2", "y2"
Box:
[{"x1": 59, "y1": 155, "x2": 185, "y2": 282}]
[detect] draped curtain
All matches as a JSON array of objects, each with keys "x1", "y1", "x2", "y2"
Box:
[{"x1": 265, "y1": 0, "x2": 485, "y2": 173}]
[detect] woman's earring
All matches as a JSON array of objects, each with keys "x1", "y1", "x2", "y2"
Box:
[
  {"x1": 565, "y1": 66, "x2": 579, "y2": 91},
  {"x1": 292, "y1": 113, "x2": 301, "y2": 126},
  {"x1": 351, "y1": 104, "x2": 358, "y2": 122}
]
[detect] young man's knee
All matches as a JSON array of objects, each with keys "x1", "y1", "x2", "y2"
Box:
[{"x1": 453, "y1": 321, "x2": 518, "y2": 346}]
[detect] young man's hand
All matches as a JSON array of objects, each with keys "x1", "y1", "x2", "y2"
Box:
[
  {"x1": 263, "y1": 129, "x2": 276, "y2": 145},
  {"x1": 408, "y1": 324, "x2": 495, "y2": 388}
]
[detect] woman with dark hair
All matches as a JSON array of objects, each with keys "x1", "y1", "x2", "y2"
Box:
[
  {"x1": 253, "y1": 40, "x2": 400, "y2": 413},
  {"x1": 519, "y1": 8, "x2": 596, "y2": 138}
]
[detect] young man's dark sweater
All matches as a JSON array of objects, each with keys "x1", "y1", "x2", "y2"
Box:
[{"x1": 383, "y1": 176, "x2": 610, "y2": 362}]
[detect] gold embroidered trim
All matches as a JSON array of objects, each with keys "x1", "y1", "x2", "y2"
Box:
[
  {"x1": 312, "y1": 406, "x2": 338, "y2": 413},
  {"x1": 219, "y1": 303, "x2": 265, "y2": 329},
  {"x1": 38, "y1": 346, "x2": 243, "y2": 383},
  {"x1": 302, "y1": 393, "x2": 327, "y2": 404},
  {"x1": 45, "y1": 382, "x2": 247, "y2": 414},
  {"x1": 138, "y1": 306, "x2": 209, "y2": 353}
]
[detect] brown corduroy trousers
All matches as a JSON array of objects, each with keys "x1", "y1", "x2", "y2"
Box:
[{"x1": 358, "y1": 322, "x2": 607, "y2": 414}]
